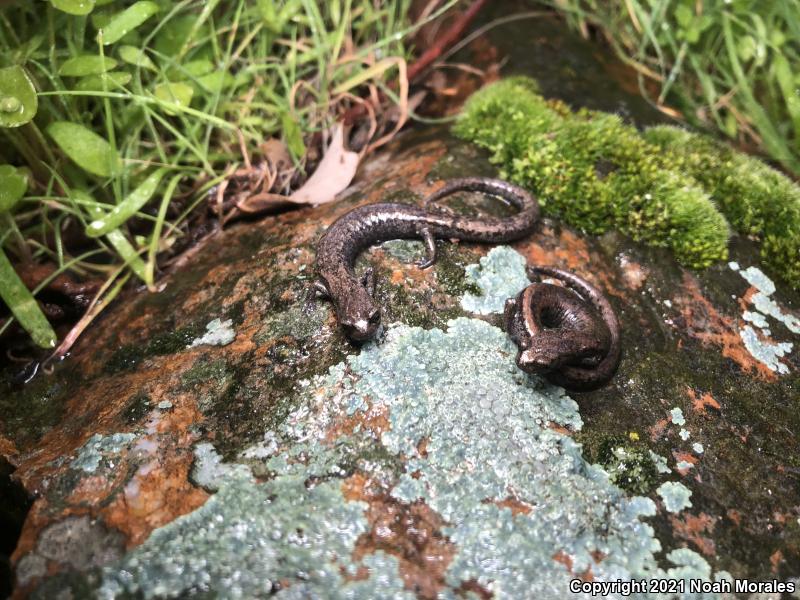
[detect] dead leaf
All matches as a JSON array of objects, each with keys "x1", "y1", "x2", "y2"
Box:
[
  {"x1": 236, "y1": 192, "x2": 293, "y2": 213},
  {"x1": 260, "y1": 138, "x2": 292, "y2": 173},
  {"x1": 289, "y1": 124, "x2": 359, "y2": 205}
]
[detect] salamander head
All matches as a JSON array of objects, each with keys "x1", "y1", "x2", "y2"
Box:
[
  {"x1": 516, "y1": 334, "x2": 568, "y2": 373},
  {"x1": 511, "y1": 282, "x2": 611, "y2": 374},
  {"x1": 337, "y1": 289, "x2": 381, "y2": 342}
]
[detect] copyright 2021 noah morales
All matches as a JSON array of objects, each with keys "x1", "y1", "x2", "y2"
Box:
[{"x1": 569, "y1": 578, "x2": 796, "y2": 596}]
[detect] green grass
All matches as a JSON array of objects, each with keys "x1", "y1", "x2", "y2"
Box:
[
  {"x1": 0, "y1": 0, "x2": 457, "y2": 348},
  {"x1": 454, "y1": 77, "x2": 730, "y2": 269},
  {"x1": 544, "y1": 0, "x2": 800, "y2": 177}
]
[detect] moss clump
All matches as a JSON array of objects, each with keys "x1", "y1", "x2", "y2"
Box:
[
  {"x1": 121, "y1": 392, "x2": 151, "y2": 425},
  {"x1": 104, "y1": 324, "x2": 204, "y2": 374},
  {"x1": 644, "y1": 126, "x2": 800, "y2": 288},
  {"x1": 594, "y1": 436, "x2": 659, "y2": 495},
  {"x1": 180, "y1": 357, "x2": 231, "y2": 390},
  {"x1": 433, "y1": 245, "x2": 482, "y2": 297},
  {"x1": 454, "y1": 77, "x2": 732, "y2": 269}
]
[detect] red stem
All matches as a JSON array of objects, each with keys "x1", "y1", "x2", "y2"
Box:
[
  {"x1": 343, "y1": 0, "x2": 488, "y2": 126},
  {"x1": 407, "y1": 0, "x2": 489, "y2": 81}
]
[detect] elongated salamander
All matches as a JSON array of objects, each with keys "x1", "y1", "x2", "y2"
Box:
[{"x1": 313, "y1": 177, "x2": 540, "y2": 341}]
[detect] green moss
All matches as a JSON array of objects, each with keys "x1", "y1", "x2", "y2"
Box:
[
  {"x1": 454, "y1": 77, "x2": 730, "y2": 269},
  {"x1": 377, "y1": 277, "x2": 461, "y2": 331},
  {"x1": 0, "y1": 375, "x2": 69, "y2": 448},
  {"x1": 644, "y1": 125, "x2": 800, "y2": 289},
  {"x1": 180, "y1": 357, "x2": 230, "y2": 390},
  {"x1": 433, "y1": 244, "x2": 482, "y2": 297},
  {"x1": 120, "y1": 392, "x2": 150, "y2": 425},
  {"x1": 592, "y1": 436, "x2": 660, "y2": 495},
  {"x1": 104, "y1": 324, "x2": 204, "y2": 374}
]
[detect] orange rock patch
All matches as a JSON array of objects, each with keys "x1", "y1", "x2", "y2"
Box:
[
  {"x1": 11, "y1": 360, "x2": 210, "y2": 571},
  {"x1": 0, "y1": 433, "x2": 18, "y2": 460},
  {"x1": 515, "y1": 226, "x2": 626, "y2": 300},
  {"x1": 686, "y1": 387, "x2": 721, "y2": 415},
  {"x1": 485, "y1": 496, "x2": 534, "y2": 516},
  {"x1": 649, "y1": 418, "x2": 669, "y2": 442},
  {"x1": 669, "y1": 512, "x2": 716, "y2": 557},
  {"x1": 326, "y1": 400, "x2": 390, "y2": 443},
  {"x1": 673, "y1": 273, "x2": 775, "y2": 380},
  {"x1": 672, "y1": 451, "x2": 699, "y2": 476},
  {"x1": 343, "y1": 474, "x2": 456, "y2": 600}
]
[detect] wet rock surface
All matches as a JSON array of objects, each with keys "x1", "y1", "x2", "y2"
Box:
[{"x1": 2, "y1": 13, "x2": 800, "y2": 600}]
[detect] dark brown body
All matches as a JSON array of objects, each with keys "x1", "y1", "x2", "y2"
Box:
[
  {"x1": 314, "y1": 177, "x2": 540, "y2": 341},
  {"x1": 504, "y1": 266, "x2": 621, "y2": 391}
]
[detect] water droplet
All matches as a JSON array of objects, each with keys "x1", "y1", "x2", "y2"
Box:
[{"x1": 0, "y1": 96, "x2": 21, "y2": 114}]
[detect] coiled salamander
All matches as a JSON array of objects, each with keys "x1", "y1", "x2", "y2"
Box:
[{"x1": 504, "y1": 266, "x2": 621, "y2": 391}]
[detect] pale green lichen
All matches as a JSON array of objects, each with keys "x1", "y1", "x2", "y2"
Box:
[
  {"x1": 191, "y1": 441, "x2": 253, "y2": 491},
  {"x1": 751, "y1": 292, "x2": 800, "y2": 334},
  {"x1": 381, "y1": 239, "x2": 424, "y2": 263},
  {"x1": 657, "y1": 481, "x2": 693, "y2": 514},
  {"x1": 692, "y1": 443, "x2": 704, "y2": 455},
  {"x1": 98, "y1": 318, "x2": 724, "y2": 598},
  {"x1": 679, "y1": 428, "x2": 690, "y2": 441},
  {"x1": 670, "y1": 407, "x2": 686, "y2": 426},
  {"x1": 742, "y1": 310, "x2": 770, "y2": 330},
  {"x1": 238, "y1": 432, "x2": 279, "y2": 460},
  {"x1": 649, "y1": 451, "x2": 671, "y2": 475},
  {"x1": 188, "y1": 318, "x2": 235, "y2": 348},
  {"x1": 71, "y1": 432, "x2": 137, "y2": 473},
  {"x1": 728, "y1": 263, "x2": 797, "y2": 374},
  {"x1": 18, "y1": 516, "x2": 125, "y2": 587},
  {"x1": 739, "y1": 325, "x2": 792, "y2": 374},
  {"x1": 258, "y1": 298, "x2": 328, "y2": 340},
  {"x1": 100, "y1": 465, "x2": 369, "y2": 599},
  {"x1": 739, "y1": 265, "x2": 776, "y2": 295},
  {"x1": 460, "y1": 246, "x2": 529, "y2": 314}
]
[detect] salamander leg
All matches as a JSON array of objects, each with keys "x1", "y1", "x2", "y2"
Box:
[
  {"x1": 362, "y1": 268, "x2": 376, "y2": 297},
  {"x1": 417, "y1": 227, "x2": 437, "y2": 269},
  {"x1": 313, "y1": 280, "x2": 330, "y2": 299},
  {"x1": 304, "y1": 280, "x2": 330, "y2": 313},
  {"x1": 422, "y1": 200, "x2": 457, "y2": 216}
]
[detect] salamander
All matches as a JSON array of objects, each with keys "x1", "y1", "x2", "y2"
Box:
[
  {"x1": 503, "y1": 265, "x2": 621, "y2": 391},
  {"x1": 313, "y1": 177, "x2": 540, "y2": 342}
]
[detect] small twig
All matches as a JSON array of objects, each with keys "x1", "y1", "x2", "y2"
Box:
[
  {"x1": 47, "y1": 268, "x2": 131, "y2": 363},
  {"x1": 417, "y1": 0, "x2": 445, "y2": 23},
  {"x1": 432, "y1": 62, "x2": 486, "y2": 77},
  {"x1": 342, "y1": 0, "x2": 488, "y2": 132},
  {"x1": 237, "y1": 129, "x2": 252, "y2": 171},
  {"x1": 407, "y1": 0, "x2": 489, "y2": 81}
]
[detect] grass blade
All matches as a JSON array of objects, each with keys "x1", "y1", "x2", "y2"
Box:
[
  {"x1": 85, "y1": 167, "x2": 166, "y2": 237},
  {"x1": 97, "y1": 1, "x2": 160, "y2": 45},
  {"x1": 722, "y1": 13, "x2": 798, "y2": 172},
  {"x1": 145, "y1": 172, "x2": 182, "y2": 288},
  {"x1": 0, "y1": 246, "x2": 57, "y2": 348}
]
